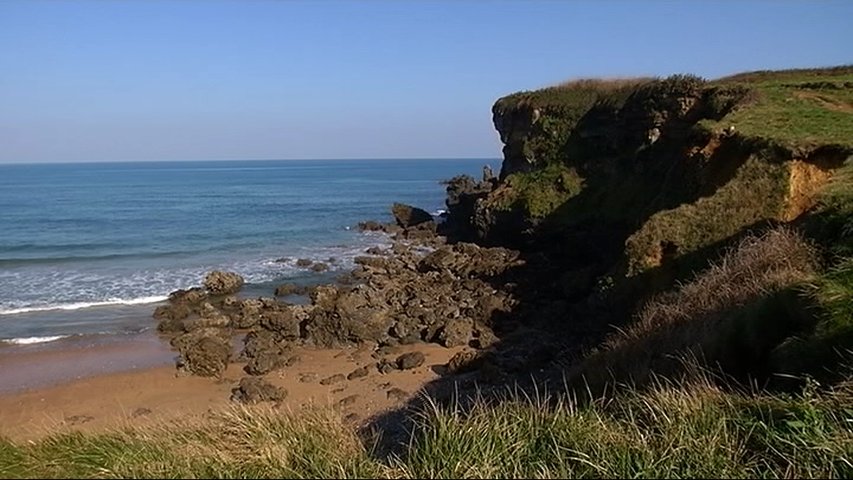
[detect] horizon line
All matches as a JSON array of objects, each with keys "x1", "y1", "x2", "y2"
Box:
[{"x1": 0, "y1": 156, "x2": 503, "y2": 166}]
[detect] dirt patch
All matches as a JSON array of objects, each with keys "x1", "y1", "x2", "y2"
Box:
[{"x1": 783, "y1": 160, "x2": 833, "y2": 221}]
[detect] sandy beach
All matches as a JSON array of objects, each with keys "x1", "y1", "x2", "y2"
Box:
[{"x1": 0, "y1": 333, "x2": 464, "y2": 443}]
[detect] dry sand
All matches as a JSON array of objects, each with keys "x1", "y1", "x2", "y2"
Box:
[{"x1": 0, "y1": 334, "x2": 464, "y2": 442}]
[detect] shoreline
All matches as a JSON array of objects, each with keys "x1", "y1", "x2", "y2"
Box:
[
  {"x1": 0, "y1": 337, "x2": 465, "y2": 443},
  {"x1": 0, "y1": 331, "x2": 176, "y2": 395}
]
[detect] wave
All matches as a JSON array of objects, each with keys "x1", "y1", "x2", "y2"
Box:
[
  {"x1": 0, "y1": 296, "x2": 169, "y2": 316},
  {"x1": 0, "y1": 250, "x2": 201, "y2": 268},
  {"x1": 0, "y1": 335, "x2": 70, "y2": 345}
]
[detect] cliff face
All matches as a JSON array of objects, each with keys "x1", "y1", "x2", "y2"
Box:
[{"x1": 445, "y1": 68, "x2": 853, "y2": 291}]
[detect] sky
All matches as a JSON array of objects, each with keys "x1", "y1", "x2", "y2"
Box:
[{"x1": 0, "y1": 0, "x2": 851, "y2": 164}]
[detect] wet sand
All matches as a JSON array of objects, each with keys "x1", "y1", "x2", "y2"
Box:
[
  {"x1": 0, "y1": 333, "x2": 176, "y2": 394},
  {"x1": 0, "y1": 334, "x2": 463, "y2": 442}
]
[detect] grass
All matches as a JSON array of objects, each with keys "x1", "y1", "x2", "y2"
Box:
[
  {"x1": 492, "y1": 162, "x2": 584, "y2": 218},
  {"x1": 0, "y1": 406, "x2": 386, "y2": 479},
  {"x1": 2, "y1": 374, "x2": 852, "y2": 479},
  {"x1": 624, "y1": 155, "x2": 792, "y2": 275},
  {"x1": 573, "y1": 227, "x2": 820, "y2": 392},
  {"x1": 704, "y1": 67, "x2": 853, "y2": 149}
]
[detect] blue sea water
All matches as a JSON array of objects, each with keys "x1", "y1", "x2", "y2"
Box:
[{"x1": 0, "y1": 158, "x2": 493, "y2": 345}]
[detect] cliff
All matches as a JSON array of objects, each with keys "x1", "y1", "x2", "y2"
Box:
[{"x1": 445, "y1": 66, "x2": 853, "y2": 287}]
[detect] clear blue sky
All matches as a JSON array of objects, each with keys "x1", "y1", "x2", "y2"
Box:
[{"x1": 1, "y1": 0, "x2": 850, "y2": 163}]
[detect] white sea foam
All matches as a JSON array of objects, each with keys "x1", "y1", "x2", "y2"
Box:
[
  {"x1": 0, "y1": 232, "x2": 393, "y2": 318},
  {"x1": 0, "y1": 335, "x2": 69, "y2": 345},
  {"x1": 0, "y1": 296, "x2": 168, "y2": 315}
]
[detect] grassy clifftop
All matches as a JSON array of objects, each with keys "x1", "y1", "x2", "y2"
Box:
[{"x1": 468, "y1": 66, "x2": 852, "y2": 280}]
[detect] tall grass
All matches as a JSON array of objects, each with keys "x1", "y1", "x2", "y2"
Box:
[
  {"x1": 0, "y1": 406, "x2": 386, "y2": 479},
  {"x1": 3, "y1": 374, "x2": 851, "y2": 479},
  {"x1": 400, "y1": 374, "x2": 853, "y2": 479},
  {"x1": 576, "y1": 227, "x2": 819, "y2": 391}
]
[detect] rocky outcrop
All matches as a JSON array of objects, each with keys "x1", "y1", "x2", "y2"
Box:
[
  {"x1": 391, "y1": 203, "x2": 433, "y2": 228},
  {"x1": 203, "y1": 271, "x2": 244, "y2": 295},
  {"x1": 154, "y1": 235, "x2": 521, "y2": 378}
]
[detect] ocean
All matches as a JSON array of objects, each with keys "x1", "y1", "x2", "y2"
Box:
[{"x1": 0, "y1": 158, "x2": 493, "y2": 347}]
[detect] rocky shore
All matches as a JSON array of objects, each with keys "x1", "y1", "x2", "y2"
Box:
[{"x1": 152, "y1": 197, "x2": 541, "y2": 404}]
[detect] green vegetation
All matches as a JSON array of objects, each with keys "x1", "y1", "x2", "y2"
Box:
[
  {"x1": 574, "y1": 227, "x2": 820, "y2": 390},
  {"x1": 402, "y1": 378, "x2": 853, "y2": 479},
  {"x1": 624, "y1": 155, "x2": 791, "y2": 275},
  {"x1": 2, "y1": 376, "x2": 851, "y2": 479},
  {"x1": 494, "y1": 163, "x2": 584, "y2": 218},
  {"x1": 703, "y1": 66, "x2": 853, "y2": 148},
  {"x1": 0, "y1": 407, "x2": 385, "y2": 479}
]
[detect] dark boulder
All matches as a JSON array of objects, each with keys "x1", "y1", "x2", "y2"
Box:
[
  {"x1": 172, "y1": 327, "x2": 232, "y2": 378},
  {"x1": 391, "y1": 202, "x2": 433, "y2": 228},
  {"x1": 230, "y1": 377, "x2": 287, "y2": 404},
  {"x1": 396, "y1": 351, "x2": 425, "y2": 370}
]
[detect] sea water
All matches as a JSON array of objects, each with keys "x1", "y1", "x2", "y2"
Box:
[{"x1": 0, "y1": 158, "x2": 493, "y2": 345}]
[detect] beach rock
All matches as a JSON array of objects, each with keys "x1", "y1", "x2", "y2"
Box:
[
  {"x1": 377, "y1": 358, "x2": 399, "y2": 374},
  {"x1": 347, "y1": 366, "x2": 370, "y2": 380},
  {"x1": 154, "y1": 305, "x2": 192, "y2": 333},
  {"x1": 446, "y1": 349, "x2": 487, "y2": 374},
  {"x1": 386, "y1": 388, "x2": 409, "y2": 401},
  {"x1": 365, "y1": 246, "x2": 385, "y2": 255},
  {"x1": 203, "y1": 271, "x2": 244, "y2": 295},
  {"x1": 396, "y1": 351, "x2": 425, "y2": 370},
  {"x1": 392, "y1": 202, "x2": 433, "y2": 228},
  {"x1": 319, "y1": 374, "x2": 346, "y2": 385},
  {"x1": 358, "y1": 220, "x2": 385, "y2": 232},
  {"x1": 311, "y1": 262, "x2": 329, "y2": 272},
  {"x1": 245, "y1": 349, "x2": 287, "y2": 376},
  {"x1": 155, "y1": 287, "x2": 211, "y2": 333},
  {"x1": 296, "y1": 258, "x2": 313, "y2": 267},
  {"x1": 285, "y1": 355, "x2": 302, "y2": 366},
  {"x1": 169, "y1": 287, "x2": 207, "y2": 305},
  {"x1": 354, "y1": 255, "x2": 389, "y2": 270},
  {"x1": 230, "y1": 377, "x2": 287, "y2": 404},
  {"x1": 172, "y1": 328, "x2": 232, "y2": 378},
  {"x1": 230, "y1": 298, "x2": 263, "y2": 329},
  {"x1": 305, "y1": 287, "x2": 394, "y2": 346},
  {"x1": 274, "y1": 283, "x2": 308, "y2": 297},
  {"x1": 241, "y1": 330, "x2": 292, "y2": 375},
  {"x1": 439, "y1": 317, "x2": 473, "y2": 348},
  {"x1": 259, "y1": 305, "x2": 301, "y2": 340},
  {"x1": 182, "y1": 314, "x2": 231, "y2": 332}
]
